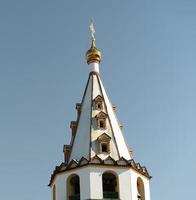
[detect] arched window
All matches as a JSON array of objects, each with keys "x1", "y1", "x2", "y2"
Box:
[
  {"x1": 94, "y1": 95, "x2": 104, "y2": 110},
  {"x1": 97, "y1": 118, "x2": 106, "y2": 129},
  {"x1": 67, "y1": 174, "x2": 80, "y2": 200},
  {"x1": 137, "y1": 177, "x2": 145, "y2": 200},
  {"x1": 53, "y1": 185, "x2": 56, "y2": 200},
  {"x1": 95, "y1": 112, "x2": 107, "y2": 130},
  {"x1": 97, "y1": 133, "x2": 111, "y2": 154},
  {"x1": 102, "y1": 172, "x2": 119, "y2": 199},
  {"x1": 96, "y1": 101, "x2": 103, "y2": 110}
]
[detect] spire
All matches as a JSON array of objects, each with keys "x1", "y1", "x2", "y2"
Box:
[
  {"x1": 86, "y1": 19, "x2": 101, "y2": 65},
  {"x1": 68, "y1": 32, "x2": 131, "y2": 161},
  {"x1": 68, "y1": 72, "x2": 131, "y2": 162}
]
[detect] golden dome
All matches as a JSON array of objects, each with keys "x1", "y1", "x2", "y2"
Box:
[{"x1": 86, "y1": 40, "x2": 101, "y2": 64}]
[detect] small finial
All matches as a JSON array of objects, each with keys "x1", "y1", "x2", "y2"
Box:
[
  {"x1": 86, "y1": 19, "x2": 101, "y2": 64},
  {"x1": 90, "y1": 18, "x2": 96, "y2": 47}
]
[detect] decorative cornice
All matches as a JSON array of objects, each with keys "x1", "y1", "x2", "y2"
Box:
[
  {"x1": 48, "y1": 156, "x2": 151, "y2": 186},
  {"x1": 95, "y1": 111, "x2": 108, "y2": 119},
  {"x1": 97, "y1": 133, "x2": 111, "y2": 141},
  {"x1": 94, "y1": 94, "x2": 103, "y2": 102}
]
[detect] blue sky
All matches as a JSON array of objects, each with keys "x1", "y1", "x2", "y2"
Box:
[{"x1": 0, "y1": 0, "x2": 196, "y2": 200}]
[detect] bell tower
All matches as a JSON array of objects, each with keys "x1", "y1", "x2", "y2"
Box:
[{"x1": 48, "y1": 21, "x2": 151, "y2": 200}]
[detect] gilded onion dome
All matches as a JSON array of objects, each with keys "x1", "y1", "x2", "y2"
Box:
[
  {"x1": 86, "y1": 40, "x2": 101, "y2": 64},
  {"x1": 86, "y1": 20, "x2": 101, "y2": 64}
]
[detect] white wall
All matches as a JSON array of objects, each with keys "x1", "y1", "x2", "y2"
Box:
[
  {"x1": 51, "y1": 166, "x2": 150, "y2": 200},
  {"x1": 51, "y1": 167, "x2": 91, "y2": 200}
]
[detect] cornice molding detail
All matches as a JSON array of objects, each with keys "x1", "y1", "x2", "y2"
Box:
[{"x1": 48, "y1": 156, "x2": 151, "y2": 186}]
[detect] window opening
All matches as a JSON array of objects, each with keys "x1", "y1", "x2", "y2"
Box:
[
  {"x1": 101, "y1": 143, "x2": 108, "y2": 153},
  {"x1": 137, "y1": 177, "x2": 145, "y2": 200},
  {"x1": 96, "y1": 102, "x2": 103, "y2": 110},
  {"x1": 99, "y1": 120, "x2": 105, "y2": 129},
  {"x1": 102, "y1": 173, "x2": 118, "y2": 199},
  {"x1": 67, "y1": 175, "x2": 80, "y2": 200}
]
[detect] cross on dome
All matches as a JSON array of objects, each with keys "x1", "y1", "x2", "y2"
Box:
[{"x1": 86, "y1": 20, "x2": 101, "y2": 65}]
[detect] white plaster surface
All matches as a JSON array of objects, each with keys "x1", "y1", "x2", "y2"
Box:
[
  {"x1": 89, "y1": 63, "x2": 99, "y2": 73},
  {"x1": 98, "y1": 76, "x2": 131, "y2": 160},
  {"x1": 69, "y1": 76, "x2": 92, "y2": 161}
]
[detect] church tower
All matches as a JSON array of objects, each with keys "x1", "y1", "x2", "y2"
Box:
[{"x1": 49, "y1": 22, "x2": 151, "y2": 200}]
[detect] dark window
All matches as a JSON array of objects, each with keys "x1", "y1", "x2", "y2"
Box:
[
  {"x1": 98, "y1": 119, "x2": 106, "y2": 129},
  {"x1": 97, "y1": 103, "x2": 101, "y2": 109},
  {"x1": 96, "y1": 102, "x2": 103, "y2": 110},
  {"x1": 100, "y1": 120, "x2": 104, "y2": 128},
  {"x1": 102, "y1": 173, "x2": 118, "y2": 199},
  {"x1": 70, "y1": 176, "x2": 80, "y2": 195},
  {"x1": 101, "y1": 143, "x2": 108, "y2": 153},
  {"x1": 68, "y1": 175, "x2": 80, "y2": 200}
]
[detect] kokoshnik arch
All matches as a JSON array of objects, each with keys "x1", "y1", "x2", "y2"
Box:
[{"x1": 48, "y1": 21, "x2": 152, "y2": 200}]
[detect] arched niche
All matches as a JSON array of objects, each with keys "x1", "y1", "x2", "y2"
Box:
[
  {"x1": 67, "y1": 174, "x2": 80, "y2": 200},
  {"x1": 102, "y1": 171, "x2": 119, "y2": 199},
  {"x1": 137, "y1": 177, "x2": 145, "y2": 200}
]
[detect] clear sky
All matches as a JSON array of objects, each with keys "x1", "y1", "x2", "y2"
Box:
[{"x1": 0, "y1": 0, "x2": 196, "y2": 200}]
